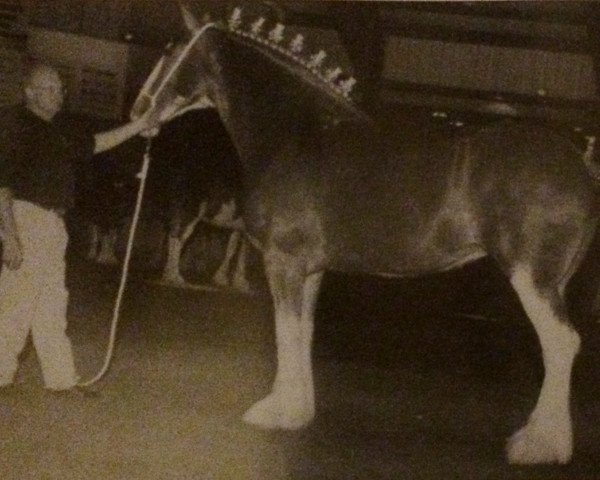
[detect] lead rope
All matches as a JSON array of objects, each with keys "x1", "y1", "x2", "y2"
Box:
[{"x1": 79, "y1": 138, "x2": 153, "y2": 387}]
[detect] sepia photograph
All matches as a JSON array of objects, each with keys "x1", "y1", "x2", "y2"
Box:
[{"x1": 1, "y1": 1, "x2": 600, "y2": 478}]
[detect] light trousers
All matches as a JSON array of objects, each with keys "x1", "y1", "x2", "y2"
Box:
[{"x1": 0, "y1": 200, "x2": 77, "y2": 389}]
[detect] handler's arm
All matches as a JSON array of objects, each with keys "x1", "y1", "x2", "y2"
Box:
[
  {"x1": 0, "y1": 187, "x2": 23, "y2": 270},
  {"x1": 93, "y1": 110, "x2": 159, "y2": 155}
]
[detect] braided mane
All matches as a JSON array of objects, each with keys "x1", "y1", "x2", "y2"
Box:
[{"x1": 222, "y1": 7, "x2": 358, "y2": 106}]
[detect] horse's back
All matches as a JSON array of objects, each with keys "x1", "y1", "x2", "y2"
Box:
[{"x1": 469, "y1": 121, "x2": 593, "y2": 194}]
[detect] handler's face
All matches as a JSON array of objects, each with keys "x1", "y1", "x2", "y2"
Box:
[{"x1": 25, "y1": 67, "x2": 65, "y2": 120}]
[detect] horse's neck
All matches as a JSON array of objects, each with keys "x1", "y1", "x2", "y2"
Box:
[
  {"x1": 214, "y1": 87, "x2": 320, "y2": 178},
  {"x1": 207, "y1": 31, "x2": 326, "y2": 172}
]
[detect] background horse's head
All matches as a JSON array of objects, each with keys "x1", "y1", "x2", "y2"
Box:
[{"x1": 130, "y1": 5, "x2": 215, "y2": 124}]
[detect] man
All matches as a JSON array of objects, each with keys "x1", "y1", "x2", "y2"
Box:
[{"x1": 0, "y1": 62, "x2": 158, "y2": 393}]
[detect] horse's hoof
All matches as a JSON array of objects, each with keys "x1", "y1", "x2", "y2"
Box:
[
  {"x1": 242, "y1": 394, "x2": 313, "y2": 430},
  {"x1": 506, "y1": 421, "x2": 572, "y2": 465}
]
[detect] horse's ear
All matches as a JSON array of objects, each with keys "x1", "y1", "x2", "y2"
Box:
[{"x1": 179, "y1": 2, "x2": 200, "y2": 32}]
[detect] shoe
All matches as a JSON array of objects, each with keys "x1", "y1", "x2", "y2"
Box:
[{"x1": 48, "y1": 385, "x2": 100, "y2": 399}]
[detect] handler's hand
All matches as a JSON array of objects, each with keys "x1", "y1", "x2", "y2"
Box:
[
  {"x1": 2, "y1": 234, "x2": 23, "y2": 270},
  {"x1": 140, "y1": 126, "x2": 160, "y2": 138},
  {"x1": 138, "y1": 108, "x2": 161, "y2": 138}
]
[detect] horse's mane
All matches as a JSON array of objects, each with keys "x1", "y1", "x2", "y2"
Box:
[{"x1": 206, "y1": 10, "x2": 371, "y2": 128}]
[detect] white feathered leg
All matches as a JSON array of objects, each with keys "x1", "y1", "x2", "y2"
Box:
[
  {"x1": 507, "y1": 265, "x2": 580, "y2": 464},
  {"x1": 244, "y1": 262, "x2": 322, "y2": 429}
]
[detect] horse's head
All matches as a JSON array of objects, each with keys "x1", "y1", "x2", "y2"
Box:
[
  {"x1": 130, "y1": 6, "x2": 216, "y2": 124},
  {"x1": 131, "y1": 4, "x2": 371, "y2": 136}
]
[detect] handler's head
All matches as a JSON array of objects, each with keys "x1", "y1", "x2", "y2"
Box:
[{"x1": 23, "y1": 62, "x2": 65, "y2": 121}]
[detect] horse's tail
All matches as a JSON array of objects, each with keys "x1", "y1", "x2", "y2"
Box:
[{"x1": 582, "y1": 135, "x2": 600, "y2": 181}]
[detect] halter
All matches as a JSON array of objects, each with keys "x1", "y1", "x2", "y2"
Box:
[{"x1": 133, "y1": 22, "x2": 215, "y2": 116}]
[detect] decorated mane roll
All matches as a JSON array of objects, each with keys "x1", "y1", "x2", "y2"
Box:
[{"x1": 225, "y1": 7, "x2": 357, "y2": 103}]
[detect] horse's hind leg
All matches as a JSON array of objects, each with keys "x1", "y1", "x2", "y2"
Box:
[
  {"x1": 243, "y1": 248, "x2": 322, "y2": 429},
  {"x1": 507, "y1": 264, "x2": 580, "y2": 464}
]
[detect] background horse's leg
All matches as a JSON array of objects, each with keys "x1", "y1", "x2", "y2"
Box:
[
  {"x1": 97, "y1": 228, "x2": 119, "y2": 265},
  {"x1": 162, "y1": 200, "x2": 207, "y2": 284},
  {"x1": 212, "y1": 230, "x2": 240, "y2": 288},
  {"x1": 87, "y1": 223, "x2": 99, "y2": 261},
  {"x1": 243, "y1": 250, "x2": 322, "y2": 429},
  {"x1": 507, "y1": 264, "x2": 580, "y2": 464},
  {"x1": 231, "y1": 238, "x2": 251, "y2": 293}
]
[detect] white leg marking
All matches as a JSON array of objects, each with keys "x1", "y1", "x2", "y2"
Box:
[
  {"x1": 507, "y1": 265, "x2": 580, "y2": 464},
  {"x1": 162, "y1": 235, "x2": 186, "y2": 284},
  {"x1": 244, "y1": 271, "x2": 322, "y2": 429},
  {"x1": 212, "y1": 230, "x2": 240, "y2": 287},
  {"x1": 231, "y1": 240, "x2": 251, "y2": 293}
]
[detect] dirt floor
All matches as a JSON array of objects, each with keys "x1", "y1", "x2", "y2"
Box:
[{"x1": 2, "y1": 256, "x2": 600, "y2": 479}]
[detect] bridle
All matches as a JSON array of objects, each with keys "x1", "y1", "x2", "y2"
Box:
[{"x1": 133, "y1": 22, "x2": 216, "y2": 118}]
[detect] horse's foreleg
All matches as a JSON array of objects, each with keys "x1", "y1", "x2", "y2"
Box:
[
  {"x1": 507, "y1": 265, "x2": 580, "y2": 464},
  {"x1": 243, "y1": 254, "x2": 322, "y2": 429}
]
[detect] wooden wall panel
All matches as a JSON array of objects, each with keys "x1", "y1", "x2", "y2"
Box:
[
  {"x1": 0, "y1": 39, "x2": 24, "y2": 106},
  {"x1": 24, "y1": 0, "x2": 130, "y2": 41},
  {"x1": 383, "y1": 36, "x2": 596, "y2": 101}
]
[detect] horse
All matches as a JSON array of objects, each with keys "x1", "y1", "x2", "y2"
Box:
[
  {"x1": 151, "y1": 109, "x2": 251, "y2": 291},
  {"x1": 130, "y1": 7, "x2": 600, "y2": 465},
  {"x1": 75, "y1": 143, "x2": 140, "y2": 265}
]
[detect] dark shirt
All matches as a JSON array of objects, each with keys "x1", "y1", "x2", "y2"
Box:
[{"x1": 0, "y1": 105, "x2": 95, "y2": 211}]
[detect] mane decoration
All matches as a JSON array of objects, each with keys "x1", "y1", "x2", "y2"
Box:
[{"x1": 225, "y1": 7, "x2": 357, "y2": 103}]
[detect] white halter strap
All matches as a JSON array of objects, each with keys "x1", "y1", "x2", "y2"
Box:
[{"x1": 137, "y1": 23, "x2": 215, "y2": 111}]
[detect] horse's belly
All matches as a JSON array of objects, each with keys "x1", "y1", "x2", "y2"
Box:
[
  {"x1": 322, "y1": 211, "x2": 485, "y2": 276},
  {"x1": 325, "y1": 244, "x2": 486, "y2": 277}
]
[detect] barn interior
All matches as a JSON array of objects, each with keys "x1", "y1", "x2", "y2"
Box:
[{"x1": 1, "y1": 1, "x2": 600, "y2": 479}]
